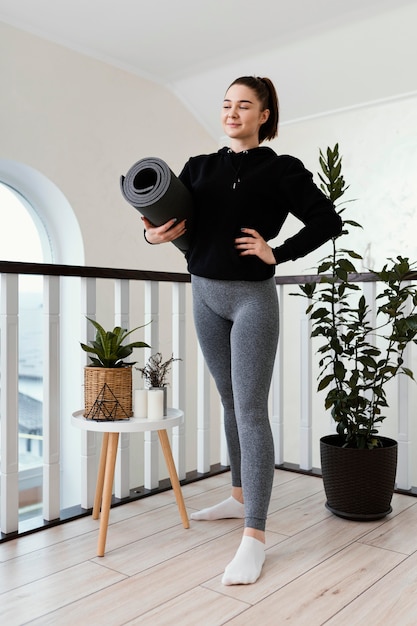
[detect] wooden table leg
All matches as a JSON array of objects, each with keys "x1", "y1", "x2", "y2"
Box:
[
  {"x1": 97, "y1": 431, "x2": 119, "y2": 557},
  {"x1": 158, "y1": 429, "x2": 189, "y2": 529},
  {"x1": 93, "y1": 432, "x2": 109, "y2": 520}
]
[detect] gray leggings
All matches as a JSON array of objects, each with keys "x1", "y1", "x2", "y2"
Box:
[{"x1": 192, "y1": 276, "x2": 279, "y2": 531}]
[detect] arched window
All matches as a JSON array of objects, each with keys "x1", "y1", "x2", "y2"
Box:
[{"x1": 0, "y1": 182, "x2": 48, "y2": 516}]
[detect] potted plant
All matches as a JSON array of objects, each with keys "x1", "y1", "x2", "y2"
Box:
[
  {"x1": 297, "y1": 144, "x2": 417, "y2": 519},
  {"x1": 136, "y1": 352, "x2": 181, "y2": 415},
  {"x1": 81, "y1": 317, "x2": 150, "y2": 420}
]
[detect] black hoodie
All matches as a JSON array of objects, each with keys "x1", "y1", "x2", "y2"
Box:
[{"x1": 179, "y1": 146, "x2": 342, "y2": 281}]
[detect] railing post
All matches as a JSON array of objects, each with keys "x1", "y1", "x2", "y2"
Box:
[
  {"x1": 43, "y1": 275, "x2": 61, "y2": 521},
  {"x1": 114, "y1": 279, "x2": 131, "y2": 498},
  {"x1": 0, "y1": 273, "x2": 19, "y2": 534},
  {"x1": 144, "y1": 281, "x2": 160, "y2": 489},
  {"x1": 80, "y1": 277, "x2": 98, "y2": 509},
  {"x1": 271, "y1": 284, "x2": 284, "y2": 465},
  {"x1": 219, "y1": 403, "x2": 229, "y2": 467},
  {"x1": 172, "y1": 282, "x2": 186, "y2": 480},
  {"x1": 197, "y1": 346, "x2": 211, "y2": 474},
  {"x1": 396, "y1": 280, "x2": 412, "y2": 490},
  {"x1": 299, "y1": 295, "x2": 313, "y2": 470}
]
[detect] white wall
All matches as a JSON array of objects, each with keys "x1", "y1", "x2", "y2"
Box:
[
  {"x1": 275, "y1": 94, "x2": 417, "y2": 273},
  {"x1": 0, "y1": 21, "x2": 217, "y2": 274},
  {"x1": 175, "y1": 3, "x2": 417, "y2": 138}
]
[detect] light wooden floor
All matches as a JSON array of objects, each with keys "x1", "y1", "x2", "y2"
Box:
[{"x1": 1, "y1": 469, "x2": 417, "y2": 625}]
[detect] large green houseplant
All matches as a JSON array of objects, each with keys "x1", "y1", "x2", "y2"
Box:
[
  {"x1": 81, "y1": 318, "x2": 150, "y2": 420},
  {"x1": 298, "y1": 144, "x2": 417, "y2": 519}
]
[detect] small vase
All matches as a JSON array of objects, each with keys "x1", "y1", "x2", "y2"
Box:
[{"x1": 150, "y1": 386, "x2": 167, "y2": 416}]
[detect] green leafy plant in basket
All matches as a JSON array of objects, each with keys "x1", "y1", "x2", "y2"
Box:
[
  {"x1": 80, "y1": 318, "x2": 151, "y2": 420},
  {"x1": 81, "y1": 317, "x2": 150, "y2": 368}
]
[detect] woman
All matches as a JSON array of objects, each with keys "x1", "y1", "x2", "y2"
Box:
[{"x1": 142, "y1": 76, "x2": 342, "y2": 585}]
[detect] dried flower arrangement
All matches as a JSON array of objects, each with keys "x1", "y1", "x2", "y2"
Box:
[{"x1": 136, "y1": 352, "x2": 181, "y2": 388}]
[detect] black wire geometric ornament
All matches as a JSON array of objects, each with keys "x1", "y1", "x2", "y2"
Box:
[{"x1": 85, "y1": 383, "x2": 130, "y2": 421}]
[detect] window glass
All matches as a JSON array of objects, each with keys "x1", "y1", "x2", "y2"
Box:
[{"x1": 0, "y1": 182, "x2": 44, "y2": 519}]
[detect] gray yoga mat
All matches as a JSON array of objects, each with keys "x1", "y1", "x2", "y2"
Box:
[{"x1": 120, "y1": 157, "x2": 193, "y2": 254}]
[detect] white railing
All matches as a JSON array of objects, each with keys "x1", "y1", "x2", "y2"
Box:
[{"x1": 1, "y1": 261, "x2": 416, "y2": 537}]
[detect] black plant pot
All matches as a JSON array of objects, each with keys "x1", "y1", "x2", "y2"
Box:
[{"x1": 320, "y1": 434, "x2": 398, "y2": 521}]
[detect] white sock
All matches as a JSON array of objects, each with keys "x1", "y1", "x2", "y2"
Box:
[
  {"x1": 221, "y1": 536, "x2": 266, "y2": 586},
  {"x1": 190, "y1": 496, "x2": 245, "y2": 521}
]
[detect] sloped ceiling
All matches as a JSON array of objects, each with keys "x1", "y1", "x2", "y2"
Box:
[{"x1": 1, "y1": 0, "x2": 415, "y2": 138}]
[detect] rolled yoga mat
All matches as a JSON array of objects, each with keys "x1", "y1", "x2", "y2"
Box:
[{"x1": 120, "y1": 157, "x2": 193, "y2": 254}]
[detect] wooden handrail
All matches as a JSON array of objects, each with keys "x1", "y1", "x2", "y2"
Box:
[
  {"x1": 0, "y1": 260, "x2": 190, "y2": 283},
  {"x1": 2, "y1": 260, "x2": 416, "y2": 286}
]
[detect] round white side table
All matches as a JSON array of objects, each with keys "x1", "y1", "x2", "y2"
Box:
[{"x1": 72, "y1": 409, "x2": 189, "y2": 556}]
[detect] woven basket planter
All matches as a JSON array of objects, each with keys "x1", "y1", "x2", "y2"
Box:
[
  {"x1": 320, "y1": 434, "x2": 398, "y2": 521},
  {"x1": 84, "y1": 366, "x2": 133, "y2": 420}
]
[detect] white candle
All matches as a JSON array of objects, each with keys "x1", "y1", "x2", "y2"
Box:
[
  {"x1": 147, "y1": 388, "x2": 164, "y2": 421},
  {"x1": 134, "y1": 389, "x2": 148, "y2": 418}
]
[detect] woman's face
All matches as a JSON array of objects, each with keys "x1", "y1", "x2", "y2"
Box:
[{"x1": 221, "y1": 83, "x2": 269, "y2": 148}]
